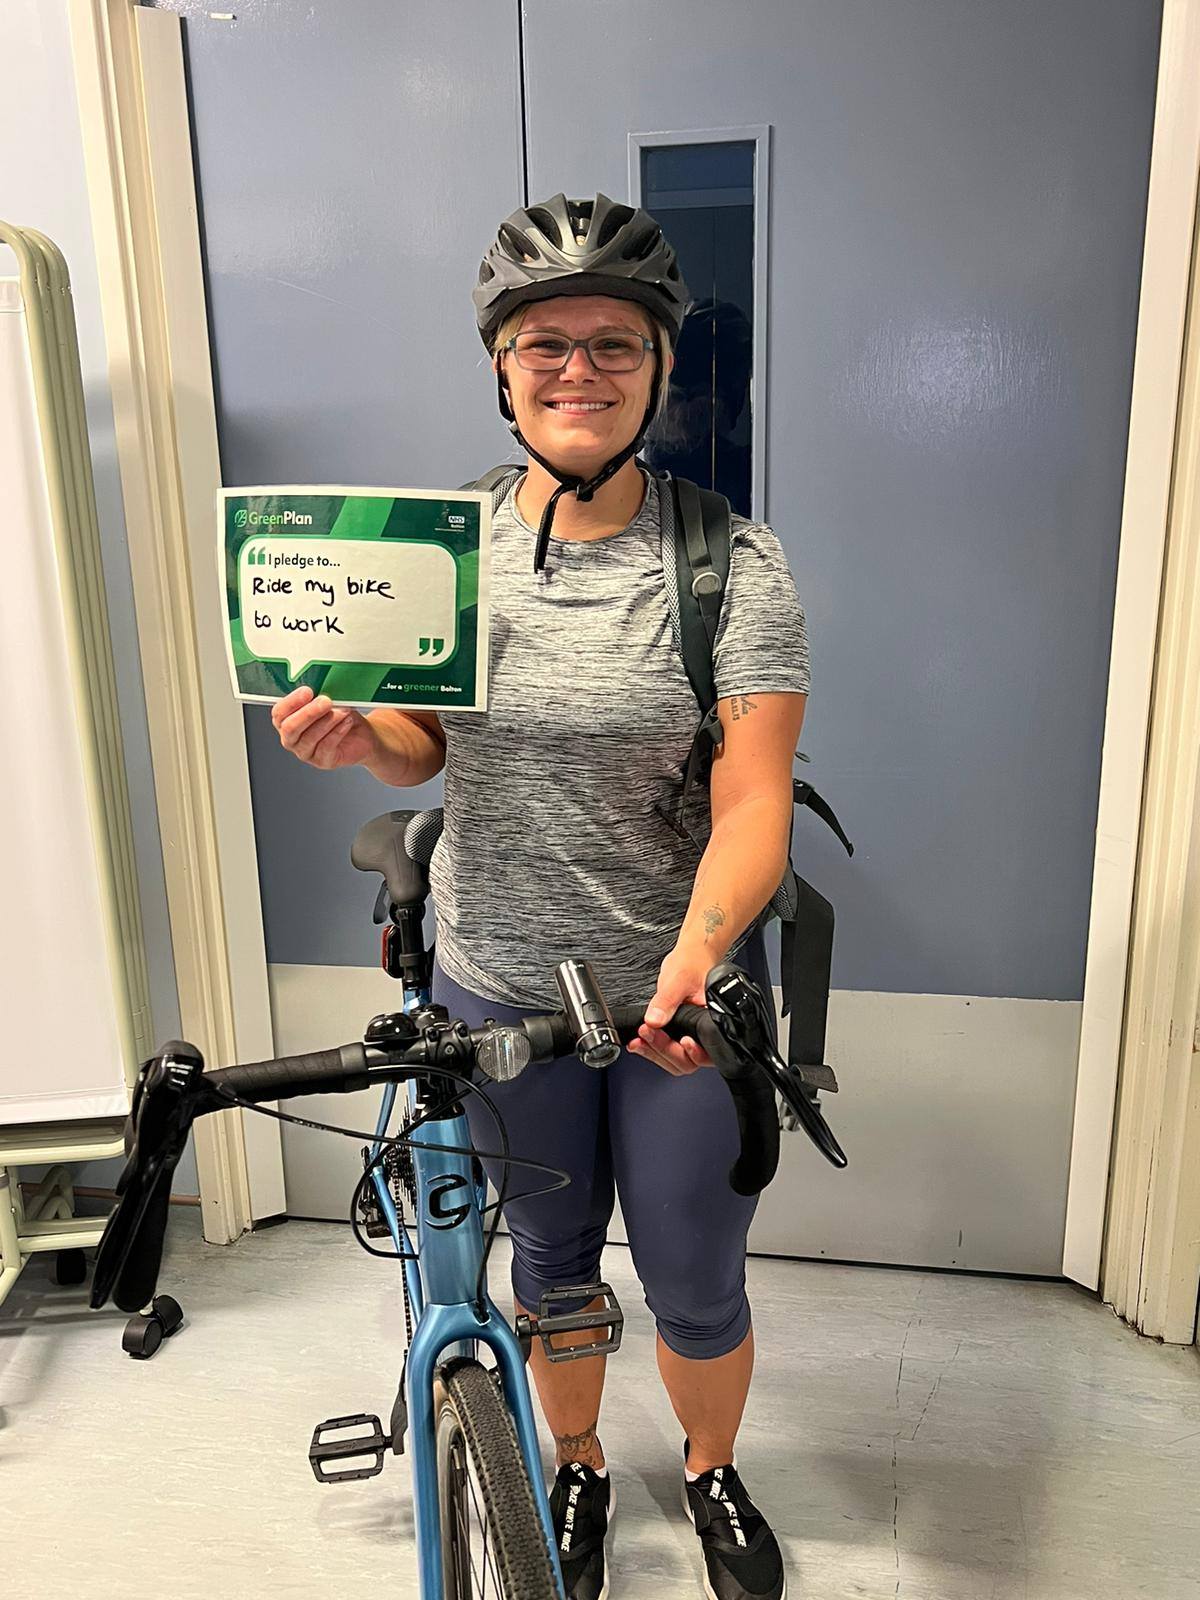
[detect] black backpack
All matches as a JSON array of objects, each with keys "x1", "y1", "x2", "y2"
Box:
[{"x1": 466, "y1": 463, "x2": 853, "y2": 1103}]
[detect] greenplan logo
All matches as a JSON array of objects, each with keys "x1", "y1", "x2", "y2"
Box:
[{"x1": 236, "y1": 507, "x2": 314, "y2": 529}]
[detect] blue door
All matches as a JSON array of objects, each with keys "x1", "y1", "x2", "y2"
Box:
[{"x1": 158, "y1": 0, "x2": 1161, "y2": 1272}]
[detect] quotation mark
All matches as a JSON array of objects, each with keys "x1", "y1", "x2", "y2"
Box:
[
  {"x1": 418, "y1": 638, "x2": 445, "y2": 656},
  {"x1": 234, "y1": 508, "x2": 249, "y2": 528}
]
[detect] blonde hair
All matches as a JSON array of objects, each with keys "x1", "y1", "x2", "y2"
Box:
[{"x1": 491, "y1": 300, "x2": 673, "y2": 421}]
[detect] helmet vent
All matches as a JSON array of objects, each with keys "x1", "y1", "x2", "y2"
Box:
[
  {"x1": 500, "y1": 222, "x2": 539, "y2": 261},
  {"x1": 594, "y1": 202, "x2": 636, "y2": 250},
  {"x1": 525, "y1": 206, "x2": 563, "y2": 249},
  {"x1": 565, "y1": 199, "x2": 593, "y2": 243}
]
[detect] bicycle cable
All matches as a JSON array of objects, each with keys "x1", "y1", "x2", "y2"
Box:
[{"x1": 207, "y1": 1064, "x2": 572, "y2": 1315}]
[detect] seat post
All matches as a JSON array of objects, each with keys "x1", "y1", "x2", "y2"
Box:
[{"x1": 382, "y1": 902, "x2": 433, "y2": 993}]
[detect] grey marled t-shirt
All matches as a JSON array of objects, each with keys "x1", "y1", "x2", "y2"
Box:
[{"x1": 431, "y1": 472, "x2": 810, "y2": 1008}]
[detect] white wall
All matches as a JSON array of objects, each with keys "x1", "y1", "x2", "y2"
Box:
[{"x1": 1, "y1": 0, "x2": 195, "y2": 1193}]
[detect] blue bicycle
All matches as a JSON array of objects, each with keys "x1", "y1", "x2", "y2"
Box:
[{"x1": 90, "y1": 808, "x2": 845, "y2": 1599}]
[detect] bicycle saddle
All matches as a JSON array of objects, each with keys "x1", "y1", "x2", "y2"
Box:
[{"x1": 351, "y1": 810, "x2": 442, "y2": 907}]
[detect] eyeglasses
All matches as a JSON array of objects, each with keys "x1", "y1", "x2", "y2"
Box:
[{"x1": 501, "y1": 330, "x2": 654, "y2": 373}]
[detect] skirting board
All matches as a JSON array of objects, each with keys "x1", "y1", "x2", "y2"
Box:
[{"x1": 267, "y1": 964, "x2": 1080, "y2": 1277}]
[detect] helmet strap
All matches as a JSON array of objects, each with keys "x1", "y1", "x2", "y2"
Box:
[{"x1": 493, "y1": 368, "x2": 661, "y2": 572}]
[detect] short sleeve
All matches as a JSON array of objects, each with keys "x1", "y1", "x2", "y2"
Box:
[{"x1": 711, "y1": 518, "x2": 811, "y2": 699}]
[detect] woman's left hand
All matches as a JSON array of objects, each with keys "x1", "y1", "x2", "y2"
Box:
[{"x1": 629, "y1": 943, "x2": 715, "y2": 1076}]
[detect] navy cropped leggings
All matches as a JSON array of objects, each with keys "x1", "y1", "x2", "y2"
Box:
[{"x1": 432, "y1": 938, "x2": 770, "y2": 1360}]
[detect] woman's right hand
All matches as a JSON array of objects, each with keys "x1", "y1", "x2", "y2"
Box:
[{"x1": 270, "y1": 686, "x2": 379, "y2": 771}]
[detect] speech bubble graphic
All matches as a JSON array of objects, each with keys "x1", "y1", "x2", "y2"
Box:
[{"x1": 239, "y1": 536, "x2": 458, "y2": 678}]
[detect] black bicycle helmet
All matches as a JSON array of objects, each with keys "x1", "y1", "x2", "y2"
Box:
[
  {"x1": 474, "y1": 194, "x2": 691, "y2": 571},
  {"x1": 474, "y1": 193, "x2": 689, "y2": 348}
]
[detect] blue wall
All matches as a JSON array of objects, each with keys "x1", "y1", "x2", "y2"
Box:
[{"x1": 158, "y1": 0, "x2": 1162, "y2": 1001}]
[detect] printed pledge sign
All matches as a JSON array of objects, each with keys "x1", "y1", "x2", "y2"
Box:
[{"x1": 221, "y1": 486, "x2": 491, "y2": 709}]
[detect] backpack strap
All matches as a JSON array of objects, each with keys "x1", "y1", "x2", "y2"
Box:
[
  {"x1": 779, "y1": 872, "x2": 839, "y2": 1092},
  {"x1": 794, "y1": 780, "x2": 855, "y2": 858},
  {"x1": 469, "y1": 458, "x2": 855, "y2": 1106},
  {"x1": 663, "y1": 472, "x2": 854, "y2": 1106},
  {"x1": 774, "y1": 783, "x2": 853, "y2": 1094},
  {"x1": 667, "y1": 475, "x2": 734, "y2": 815},
  {"x1": 462, "y1": 464, "x2": 524, "y2": 510},
  {"x1": 673, "y1": 476, "x2": 729, "y2": 655}
]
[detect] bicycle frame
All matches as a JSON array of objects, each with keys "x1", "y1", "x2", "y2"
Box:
[{"x1": 367, "y1": 980, "x2": 564, "y2": 1600}]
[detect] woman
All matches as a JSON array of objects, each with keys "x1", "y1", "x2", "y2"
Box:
[{"x1": 271, "y1": 194, "x2": 809, "y2": 1600}]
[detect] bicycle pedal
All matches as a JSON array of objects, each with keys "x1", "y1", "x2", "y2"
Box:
[
  {"x1": 309, "y1": 1413, "x2": 388, "y2": 1483},
  {"x1": 517, "y1": 1282, "x2": 624, "y2": 1364}
]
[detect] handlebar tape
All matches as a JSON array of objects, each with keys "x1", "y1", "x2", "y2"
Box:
[
  {"x1": 108, "y1": 1164, "x2": 175, "y2": 1315},
  {"x1": 606, "y1": 1004, "x2": 778, "y2": 1197},
  {"x1": 202, "y1": 1021, "x2": 778, "y2": 1194},
  {"x1": 203, "y1": 1043, "x2": 370, "y2": 1106},
  {"x1": 658, "y1": 1004, "x2": 779, "y2": 1197},
  {"x1": 94, "y1": 999, "x2": 780, "y2": 1320},
  {"x1": 93, "y1": 1043, "x2": 368, "y2": 1315}
]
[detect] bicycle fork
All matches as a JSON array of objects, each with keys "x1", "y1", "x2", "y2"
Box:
[{"x1": 309, "y1": 1050, "x2": 624, "y2": 1599}]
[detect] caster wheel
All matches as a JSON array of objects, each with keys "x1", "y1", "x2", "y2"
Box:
[
  {"x1": 123, "y1": 1313, "x2": 164, "y2": 1359},
  {"x1": 54, "y1": 1249, "x2": 88, "y2": 1287},
  {"x1": 121, "y1": 1295, "x2": 185, "y2": 1359},
  {"x1": 152, "y1": 1294, "x2": 184, "y2": 1336}
]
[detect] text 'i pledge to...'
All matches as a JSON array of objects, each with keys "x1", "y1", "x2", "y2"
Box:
[{"x1": 239, "y1": 536, "x2": 457, "y2": 677}]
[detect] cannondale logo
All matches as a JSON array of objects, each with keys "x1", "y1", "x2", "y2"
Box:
[{"x1": 426, "y1": 1173, "x2": 471, "y2": 1230}]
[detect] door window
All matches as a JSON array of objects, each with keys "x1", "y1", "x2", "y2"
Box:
[{"x1": 639, "y1": 140, "x2": 756, "y2": 516}]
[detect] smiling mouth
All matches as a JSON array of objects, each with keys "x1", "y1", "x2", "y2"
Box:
[{"x1": 543, "y1": 400, "x2": 616, "y2": 413}]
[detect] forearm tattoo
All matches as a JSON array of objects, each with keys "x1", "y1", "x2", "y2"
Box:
[
  {"x1": 703, "y1": 904, "x2": 727, "y2": 939},
  {"x1": 730, "y1": 695, "x2": 758, "y2": 721}
]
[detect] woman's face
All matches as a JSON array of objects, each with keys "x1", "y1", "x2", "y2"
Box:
[{"x1": 494, "y1": 295, "x2": 661, "y2": 475}]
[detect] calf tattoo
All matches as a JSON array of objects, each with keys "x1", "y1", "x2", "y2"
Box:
[{"x1": 555, "y1": 1424, "x2": 603, "y2": 1468}]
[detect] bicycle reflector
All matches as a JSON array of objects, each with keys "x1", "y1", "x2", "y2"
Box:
[{"x1": 476, "y1": 1025, "x2": 534, "y2": 1082}]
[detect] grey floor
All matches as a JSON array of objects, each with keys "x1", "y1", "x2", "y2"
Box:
[{"x1": 5, "y1": 1209, "x2": 1200, "y2": 1599}]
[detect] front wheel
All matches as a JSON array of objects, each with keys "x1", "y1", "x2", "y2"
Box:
[{"x1": 434, "y1": 1359, "x2": 559, "y2": 1600}]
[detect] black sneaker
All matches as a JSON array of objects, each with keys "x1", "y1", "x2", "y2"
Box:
[
  {"x1": 549, "y1": 1461, "x2": 615, "y2": 1600},
  {"x1": 682, "y1": 1462, "x2": 785, "y2": 1600}
]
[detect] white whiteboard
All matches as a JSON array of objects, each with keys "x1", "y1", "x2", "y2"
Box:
[{"x1": 0, "y1": 277, "x2": 127, "y2": 1123}]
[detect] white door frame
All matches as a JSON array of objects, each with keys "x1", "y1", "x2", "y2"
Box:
[
  {"x1": 69, "y1": 0, "x2": 284, "y2": 1241},
  {"x1": 1101, "y1": 142, "x2": 1200, "y2": 1343},
  {"x1": 1064, "y1": 0, "x2": 1200, "y2": 1297}
]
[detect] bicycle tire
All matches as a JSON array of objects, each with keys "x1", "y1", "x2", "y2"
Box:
[{"x1": 434, "y1": 1359, "x2": 560, "y2": 1600}]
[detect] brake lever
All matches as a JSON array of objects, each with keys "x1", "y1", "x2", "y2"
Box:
[
  {"x1": 704, "y1": 963, "x2": 848, "y2": 1170},
  {"x1": 90, "y1": 1042, "x2": 207, "y2": 1312}
]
